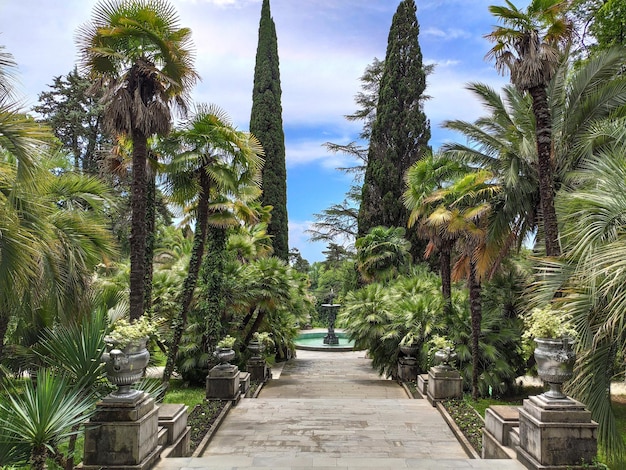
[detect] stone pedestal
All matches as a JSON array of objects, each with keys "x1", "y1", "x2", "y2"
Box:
[
  {"x1": 517, "y1": 395, "x2": 598, "y2": 469},
  {"x1": 483, "y1": 405, "x2": 520, "y2": 459},
  {"x1": 82, "y1": 393, "x2": 160, "y2": 470},
  {"x1": 206, "y1": 364, "x2": 241, "y2": 402},
  {"x1": 157, "y1": 404, "x2": 190, "y2": 458},
  {"x1": 426, "y1": 366, "x2": 462, "y2": 406},
  {"x1": 247, "y1": 357, "x2": 269, "y2": 382},
  {"x1": 398, "y1": 357, "x2": 418, "y2": 382},
  {"x1": 417, "y1": 373, "x2": 428, "y2": 396},
  {"x1": 239, "y1": 371, "x2": 251, "y2": 395}
]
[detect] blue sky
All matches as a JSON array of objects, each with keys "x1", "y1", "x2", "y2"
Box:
[{"x1": 0, "y1": 0, "x2": 516, "y2": 262}]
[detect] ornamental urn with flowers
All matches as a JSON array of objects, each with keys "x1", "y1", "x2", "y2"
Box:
[
  {"x1": 523, "y1": 306, "x2": 576, "y2": 400},
  {"x1": 248, "y1": 331, "x2": 274, "y2": 360},
  {"x1": 430, "y1": 335, "x2": 457, "y2": 370},
  {"x1": 102, "y1": 317, "x2": 156, "y2": 400},
  {"x1": 214, "y1": 335, "x2": 237, "y2": 368},
  {"x1": 399, "y1": 332, "x2": 419, "y2": 360}
]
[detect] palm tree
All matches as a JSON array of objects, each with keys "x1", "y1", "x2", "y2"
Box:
[
  {"x1": 442, "y1": 83, "x2": 539, "y2": 253},
  {"x1": 404, "y1": 152, "x2": 467, "y2": 304},
  {"x1": 77, "y1": 0, "x2": 199, "y2": 320},
  {"x1": 485, "y1": 0, "x2": 573, "y2": 257},
  {"x1": 423, "y1": 170, "x2": 502, "y2": 399},
  {"x1": 355, "y1": 226, "x2": 412, "y2": 284},
  {"x1": 443, "y1": 45, "x2": 626, "y2": 256},
  {"x1": 0, "y1": 47, "x2": 53, "y2": 359},
  {"x1": 161, "y1": 104, "x2": 263, "y2": 384}
]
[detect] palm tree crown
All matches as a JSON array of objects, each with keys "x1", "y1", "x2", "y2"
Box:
[{"x1": 77, "y1": 0, "x2": 198, "y2": 320}]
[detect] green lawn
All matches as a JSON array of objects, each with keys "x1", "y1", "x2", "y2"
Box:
[{"x1": 161, "y1": 380, "x2": 206, "y2": 409}]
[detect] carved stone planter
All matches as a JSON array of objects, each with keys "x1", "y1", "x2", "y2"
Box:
[
  {"x1": 400, "y1": 343, "x2": 419, "y2": 359},
  {"x1": 102, "y1": 336, "x2": 150, "y2": 402},
  {"x1": 247, "y1": 340, "x2": 265, "y2": 359},
  {"x1": 214, "y1": 347, "x2": 236, "y2": 369},
  {"x1": 433, "y1": 348, "x2": 457, "y2": 370},
  {"x1": 534, "y1": 337, "x2": 575, "y2": 400}
]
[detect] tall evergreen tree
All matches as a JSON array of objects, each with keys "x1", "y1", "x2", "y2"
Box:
[
  {"x1": 357, "y1": 0, "x2": 431, "y2": 261},
  {"x1": 250, "y1": 0, "x2": 289, "y2": 261}
]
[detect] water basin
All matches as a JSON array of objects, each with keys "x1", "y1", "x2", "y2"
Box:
[{"x1": 294, "y1": 331, "x2": 359, "y2": 351}]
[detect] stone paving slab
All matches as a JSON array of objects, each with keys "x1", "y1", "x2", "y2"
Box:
[
  {"x1": 206, "y1": 398, "x2": 467, "y2": 459},
  {"x1": 154, "y1": 349, "x2": 525, "y2": 470}
]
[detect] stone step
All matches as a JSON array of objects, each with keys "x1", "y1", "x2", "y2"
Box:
[
  {"x1": 156, "y1": 455, "x2": 526, "y2": 469},
  {"x1": 157, "y1": 426, "x2": 169, "y2": 447},
  {"x1": 509, "y1": 426, "x2": 520, "y2": 448}
]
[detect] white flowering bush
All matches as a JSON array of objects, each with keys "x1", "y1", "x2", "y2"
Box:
[
  {"x1": 252, "y1": 331, "x2": 274, "y2": 347},
  {"x1": 522, "y1": 306, "x2": 576, "y2": 340},
  {"x1": 106, "y1": 317, "x2": 157, "y2": 347},
  {"x1": 217, "y1": 335, "x2": 236, "y2": 349},
  {"x1": 429, "y1": 335, "x2": 454, "y2": 352}
]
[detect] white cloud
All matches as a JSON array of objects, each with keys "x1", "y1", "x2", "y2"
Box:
[
  {"x1": 288, "y1": 220, "x2": 327, "y2": 263},
  {"x1": 423, "y1": 27, "x2": 471, "y2": 40}
]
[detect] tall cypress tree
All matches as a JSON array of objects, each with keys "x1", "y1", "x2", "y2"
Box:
[
  {"x1": 250, "y1": 0, "x2": 289, "y2": 260},
  {"x1": 357, "y1": 0, "x2": 430, "y2": 260}
]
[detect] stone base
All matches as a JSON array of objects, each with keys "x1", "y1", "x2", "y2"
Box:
[
  {"x1": 157, "y1": 404, "x2": 187, "y2": 447},
  {"x1": 417, "y1": 374, "x2": 428, "y2": 396},
  {"x1": 398, "y1": 357, "x2": 418, "y2": 382},
  {"x1": 239, "y1": 371, "x2": 251, "y2": 395},
  {"x1": 485, "y1": 405, "x2": 520, "y2": 446},
  {"x1": 80, "y1": 446, "x2": 161, "y2": 470},
  {"x1": 83, "y1": 394, "x2": 160, "y2": 468},
  {"x1": 206, "y1": 365, "x2": 241, "y2": 401},
  {"x1": 247, "y1": 358, "x2": 269, "y2": 383},
  {"x1": 482, "y1": 405, "x2": 520, "y2": 459},
  {"x1": 160, "y1": 426, "x2": 190, "y2": 459},
  {"x1": 426, "y1": 366, "x2": 462, "y2": 406},
  {"x1": 483, "y1": 428, "x2": 516, "y2": 459},
  {"x1": 517, "y1": 395, "x2": 598, "y2": 469}
]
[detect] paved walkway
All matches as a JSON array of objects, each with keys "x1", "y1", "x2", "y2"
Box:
[{"x1": 155, "y1": 350, "x2": 524, "y2": 470}]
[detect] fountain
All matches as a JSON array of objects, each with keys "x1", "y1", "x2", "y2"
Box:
[
  {"x1": 294, "y1": 290, "x2": 359, "y2": 351},
  {"x1": 322, "y1": 297, "x2": 340, "y2": 345}
]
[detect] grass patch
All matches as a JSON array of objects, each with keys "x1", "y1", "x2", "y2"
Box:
[
  {"x1": 162, "y1": 380, "x2": 206, "y2": 408},
  {"x1": 468, "y1": 385, "x2": 545, "y2": 417}
]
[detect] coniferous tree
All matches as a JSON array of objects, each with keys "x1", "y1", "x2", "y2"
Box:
[
  {"x1": 250, "y1": 0, "x2": 289, "y2": 260},
  {"x1": 357, "y1": 0, "x2": 431, "y2": 261},
  {"x1": 34, "y1": 68, "x2": 108, "y2": 174}
]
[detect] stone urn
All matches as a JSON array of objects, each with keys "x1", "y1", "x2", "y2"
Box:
[
  {"x1": 247, "y1": 339, "x2": 265, "y2": 359},
  {"x1": 102, "y1": 336, "x2": 150, "y2": 400},
  {"x1": 214, "y1": 346, "x2": 236, "y2": 369},
  {"x1": 433, "y1": 348, "x2": 457, "y2": 370},
  {"x1": 534, "y1": 337, "x2": 576, "y2": 400},
  {"x1": 399, "y1": 343, "x2": 419, "y2": 359}
]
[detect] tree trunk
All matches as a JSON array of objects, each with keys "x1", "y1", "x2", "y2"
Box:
[
  {"x1": 31, "y1": 445, "x2": 47, "y2": 470},
  {"x1": 528, "y1": 85, "x2": 560, "y2": 257},
  {"x1": 239, "y1": 306, "x2": 257, "y2": 332},
  {"x1": 244, "y1": 309, "x2": 266, "y2": 346},
  {"x1": 440, "y1": 239, "x2": 452, "y2": 308},
  {"x1": 468, "y1": 259, "x2": 482, "y2": 400},
  {"x1": 162, "y1": 170, "x2": 210, "y2": 385},
  {"x1": 129, "y1": 129, "x2": 148, "y2": 321},
  {"x1": 64, "y1": 430, "x2": 78, "y2": 470},
  {"x1": 144, "y1": 167, "x2": 156, "y2": 314}
]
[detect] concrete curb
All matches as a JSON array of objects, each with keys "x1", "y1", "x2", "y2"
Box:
[
  {"x1": 436, "y1": 401, "x2": 482, "y2": 459},
  {"x1": 191, "y1": 401, "x2": 232, "y2": 458}
]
